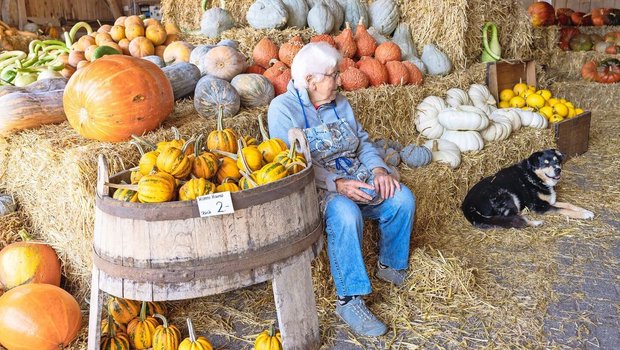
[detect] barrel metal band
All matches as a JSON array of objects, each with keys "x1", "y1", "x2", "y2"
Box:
[
  {"x1": 97, "y1": 165, "x2": 315, "y2": 221},
  {"x1": 92, "y1": 222, "x2": 323, "y2": 283}
]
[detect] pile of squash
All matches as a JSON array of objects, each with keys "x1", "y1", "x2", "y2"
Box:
[
  {"x1": 415, "y1": 84, "x2": 548, "y2": 168},
  {"x1": 104, "y1": 297, "x2": 216, "y2": 350},
  {"x1": 498, "y1": 82, "x2": 585, "y2": 123},
  {"x1": 249, "y1": 17, "x2": 452, "y2": 94},
  {"x1": 0, "y1": 230, "x2": 82, "y2": 350},
  {"x1": 115, "y1": 110, "x2": 307, "y2": 204},
  {"x1": 105, "y1": 296, "x2": 284, "y2": 349},
  {"x1": 62, "y1": 15, "x2": 194, "y2": 78},
  {"x1": 528, "y1": 3, "x2": 620, "y2": 27},
  {"x1": 559, "y1": 28, "x2": 620, "y2": 53}
]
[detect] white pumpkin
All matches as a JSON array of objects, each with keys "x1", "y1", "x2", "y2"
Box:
[
  {"x1": 477, "y1": 104, "x2": 497, "y2": 117},
  {"x1": 282, "y1": 0, "x2": 308, "y2": 28},
  {"x1": 440, "y1": 130, "x2": 484, "y2": 152},
  {"x1": 516, "y1": 109, "x2": 548, "y2": 129},
  {"x1": 468, "y1": 84, "x2": 497, "y2": 107},
  {"x1": 481, "y1": 115, "x2": 512, "y2": 142},
  {"x1": 423, "y1": 139, "x2": 461, "y2": 168},
  {"x1": 414, "y1": 96, "x2": 446, "y2": 139},
  {"x1": 492, "y1": 108, "x2": 521, "y2": 131},
  {"x1": 307, "y1": 3, "x2": 335, "y2": 34},
  {"x1": 200, "y1": 7, "x2": 234, "y2": 38},
  {"x1": 421, "y1": 44, "x2": 452, "y2": 76},
  {"x1": 445, "y1": 88, "x2": 471, "y2": 107},
  {"x1": 437, "y1": 105, "x2": 489, "y2": 131}
]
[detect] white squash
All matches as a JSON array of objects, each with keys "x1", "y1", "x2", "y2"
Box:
[
  {"x1": 200, "y1": 6, "x2": 234, "y2": 38},
  {"x1": 437, "y1": 105, "x2": 489, "y2": 131},
  {"x1": 515, "y1": 109, "x2": 548, "y2": 129},
  {"x1": 477, "y1": 104, "x2": 497, "y2": 117},
  {"x1": 414, "y1": 96, "x2": 446, "y2": 139},
  {"x1": 307, "y1": 3, "x2": 335, "y2": 34},
  {"x1": 368, "y1": 0, "x2": 400, "y2": 36},
  {"x1": 440, "y1": 130, "x2": 485, "y2": 152},
  {"x1": 468, "y1": 84, "x2": 496, "y2": 107},
  {"x1": 481, "y1": 115, "x2": 512, "y2": 142},
  {"x1": 392, "y1": 23, "x2": 416, "y2": 60},
  {"x1": 323, "y1": 0, "x2": 345, "y2": 31},
  {"x1": 407, "y1": 57, "x2": 426, "y2": 74},
  {"x1": 421, "y1": 44, "x2": 452, "y2": 76},
  {"x1": 492, "y1": 108, "x2": 521, "y2": 131},
  {"x1": 190, "y1": 45, "x2": 215, "y2": 71},
  {"x1": 282, "y1": 0, "x2": 308, "y2": 28},
  {"x1": 445, "y1": 88, "x2": 471, "y2": 107},
  {"x1": 423, "y1": 139, "x2": 461, "y2": 168},
  {"x1": 246, "y1": 0, "x2": 289, "y2": 29}
]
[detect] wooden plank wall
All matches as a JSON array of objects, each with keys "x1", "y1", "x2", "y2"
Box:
[
  {"x1": 3, "y1": 0, "x2": 159, "y2": 26},
  {"x1": 522, "y1": 0, "x2": 620, "y2": 10}
]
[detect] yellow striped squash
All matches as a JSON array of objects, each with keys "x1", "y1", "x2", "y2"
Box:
[
  {"x1": 178, "y1": 178, "x2": 216, "y2": 201},
  {"x1": 137, "y1": 172, "x2": 177, "y2": 203}
]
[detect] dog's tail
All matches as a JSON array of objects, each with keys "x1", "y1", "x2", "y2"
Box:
[{"x1": 462, "y1": 206, "x2": 528, "y2": 229}]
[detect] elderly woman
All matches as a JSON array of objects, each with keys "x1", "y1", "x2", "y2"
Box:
[{"x1": 267, "y1": 42, "x2": 415, "y2": 337}]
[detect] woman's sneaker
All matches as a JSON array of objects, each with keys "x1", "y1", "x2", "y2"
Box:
[
  {"x1": 335, "y1": 296, "x2": 387, "y2": 337},
  {"x1": 376, "y1": 262, "x2": 407, "y2": 286}
]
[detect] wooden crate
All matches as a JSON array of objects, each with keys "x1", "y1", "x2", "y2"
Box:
[{"x1": 486, "y1": 60, "x2": 590, "y2": 159}]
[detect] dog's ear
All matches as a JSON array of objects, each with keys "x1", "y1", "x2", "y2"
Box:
[
  {"x1": 527, "y1": 151, "x2": 544, "y2": 168},
  {"x1": 553, "y1": 149, "x2": 565, "y2": 163}
]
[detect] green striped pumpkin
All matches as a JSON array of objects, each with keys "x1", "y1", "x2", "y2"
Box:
[
  {"x1": 101, "y1": 313, "x2": 130, "y2": 350},
  {"x1": 192, "y1": 151, "x2": 219, "y2": 179},
  {"x1": 178, "y1": 178, "x2": 216, "y2": 201},
  {"x1": 256, "y1": 162, "x2": 288, "y2": 185},
  {"x1": 107, "y1": 297, "x2": 140, "y2": 324},
  {"x1": 231, "y1": 74, "x2": 275, "y2": 108},
  {"x1": 137, "y1": 172, "x2": 177, "y2": 203},
  {"x1": 239, "y1": 172, "x2": 258, "y2": 190},
  {"x1": 112, "y1": 188, "x2": 139, "y2": 202}
]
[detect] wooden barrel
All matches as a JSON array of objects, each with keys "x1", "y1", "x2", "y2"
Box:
[{"x1": 92, "y1": 130, "x2": 323, "y2": 301}]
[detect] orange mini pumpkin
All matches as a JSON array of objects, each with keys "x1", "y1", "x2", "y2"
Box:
[{"x1": 253, "y1": 37, "x2": 279, "y2": 69}]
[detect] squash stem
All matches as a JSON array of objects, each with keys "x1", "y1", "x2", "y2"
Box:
[
  {"x1": 194, "y1": 134, "x2": 205, "y2": 157},
  {"x1": 216, "y1": 106, "x2": 224, "y2": 131},
  {"x1": 139, "y1": 301, "x2": 147, "y2": 321},
  {"x1": 186, "y1": 318, "x2": 197, "y2": 342},
  {"x1": 239, "y1": 170, "x2": 259, "y2": 188},
  {"x1": 153, "y1": 313, "x2": 168, "y2": 328},
  {"x1": 107, "y1": 312, "x2": 117, "y2": 338},
  {"x1": 212, "y1": 149, "x2": 237, "y2": 159},
  {"x1": 129, "y1": 140, "x2": 146, "y2": 156},
  {"x1": 257, "y1": 114, "x2": 270, "y2": 142},
  {"x1": 237, "y1": 139, "x2": 252, "y2": 172},
  {"x1": 431, "y1": 140, "x2": 439, "y2": 152},
  {"x1": 17, "y1": 229, "x2": 32, "y2": 242}
]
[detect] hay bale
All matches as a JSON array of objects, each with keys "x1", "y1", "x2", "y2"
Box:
[
  {"x1": 549, "y1": 81, "x2": 620, "y2": 111},
  {"x1": 161, "y1": 0, "x2": 253, "y2": 32},
  {"x1": 546, "y1": 51, "x2": 617, "y2": 81},
  {"x1": 0, "y1": 212, "x2": 27, "y2": 249}
]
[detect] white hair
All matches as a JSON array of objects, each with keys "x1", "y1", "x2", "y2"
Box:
[{"x1": 291, "y1": 42, "x2": 342, "y2": 90}]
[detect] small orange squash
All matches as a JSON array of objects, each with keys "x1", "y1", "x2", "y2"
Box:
[
  {"x1": 109, "y1": 25, "x2": 126, "y2": 41},
  {"x1": 253, "y1": 37, "x2": 279, "y2": 69},
  {"x1": 354, "y1": 17, "x2": 377, "y2": 58},
  {"x1": 385, "y1": 61, "x2": 409, "y2": 85},
  {"x1": 101, "y1": 312, "x2": 128, "y2": 335},
  {"x1": 278, "y1": 35, "x2": 304, "y2": 67},
  {"x1": 356, "y1": 57, "x2": 388, "y2": 86},
  {"x1": 138, "y1": 172, "x2": 177, "y2": 203},
  {"x1": 273, "y1": 143, "x2": 306, "y2": 174},
  {"x1": 207, "y1": 106, "x2": 238, "y2": 154},
  {"x1": 163, "y1": 41, "x2": 194, "y2": 65},
  {"x1": 125, "y1": 23, "x2": 145, "y2": 41},
  {"x1": 310, "y1": 34, "x2": 337, "y2": 47},
  {"x1": 152, "y1": 314, "x2": 181, "y2": 350},
  {"x1": 402, "y1": 61, "x2": 423, "y2": 86},
  {"x1": 178, "y1": 318, "x2": 213, "y2": 350},
  {"x1": 237, "y1": 139, "x2": 264, "y2": 172},
  {"x1": 216, "y1": 178, "x2": 240, "y2": 192},
  {"x1": 101, "y1": 313, "x2": 130, "y2": 350},
  {"x1": 340, "y1": 66, "x2": 369, "y2": 91},
  {"x1": 156, "y1": 140, "x2": 194, "y2": 179},
  {"x1": 339, "y1": 57, "x2": 356, "y2": 72},
  {"x1": 178, "y1": 178, "x2": 216, "y2": 201},
  {"x1": 254, "y1": 324, "x2": 283, "y2": 350},
  {"x1": 255, "y1": 162, "x2": 288, "y2": 185},
  {"x1": 216, "y1": 157, "x2": 242, "y2": 183},
  {"x1": 146, "y1": 23, "x2": 167, "y2": 46},
  {"x1": 334, "y1": 22, "x2": 357, "y2": 58},
  {"x1": 257, "y1": 115, "x2": 288, "y2": 163},
  {"x1": 375, "y1": 42, "x2": 402, "y2": 64},
  {"x1": 129, "y1": 36, "x2": 155, "y2": 57},
  {"x1": 127, "y1": 301, "x2": 159, "y2": 350},
  {"x1": 193, "y1": 147, "x2": 220, "y2": 179},
  {"x1": 108, "y1": 297, "x2": 140, "y2": 324}
]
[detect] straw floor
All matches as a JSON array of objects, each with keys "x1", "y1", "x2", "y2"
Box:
[{"x1": 162, "y1": 0, "x2": 533, "y2": 71}]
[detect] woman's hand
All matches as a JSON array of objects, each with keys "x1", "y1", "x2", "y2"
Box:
[
  {"x1": 335, "y1": 178, "x2": 374, "y2": 203},
  {"x1": 373, "y1": 168, "x2": 400, "y2": 199}
]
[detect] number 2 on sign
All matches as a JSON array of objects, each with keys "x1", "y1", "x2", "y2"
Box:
[{"x1": 197, "y1": 192, "x2": 235, "y2": 217}]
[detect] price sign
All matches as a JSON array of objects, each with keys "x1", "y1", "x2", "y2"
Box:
[{"x1": 196, "y1": 192, "x2": 235, "y2": 217}]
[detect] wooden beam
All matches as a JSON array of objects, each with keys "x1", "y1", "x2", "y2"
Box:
[
  {"x1": 17, "y1": 0, "x2": 26, "y2": 29},
  {"x1": 103, "y1": 0, "x2": 123, "y2": 19}
]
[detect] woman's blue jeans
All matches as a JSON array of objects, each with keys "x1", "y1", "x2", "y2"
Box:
[{"x1": 323, "y1": 184, "x2": 415, "y2": 297}]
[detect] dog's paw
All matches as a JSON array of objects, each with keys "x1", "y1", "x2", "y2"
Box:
[{"x1": 580, "y1": 209, "x2": 594, "y2": 220}]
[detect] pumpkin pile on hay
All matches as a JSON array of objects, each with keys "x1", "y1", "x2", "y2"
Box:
[{"x1": 163, "y1": 0, "x2": 533, "y2": 71}]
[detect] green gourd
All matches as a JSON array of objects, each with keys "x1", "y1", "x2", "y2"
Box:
[{"x1": 92, "y1": 46, "x2": 120, "y2": 60}]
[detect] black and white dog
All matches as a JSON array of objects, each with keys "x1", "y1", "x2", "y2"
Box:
[{"x1": 461, "y1": 149, "x2": 594, "y2": 228}]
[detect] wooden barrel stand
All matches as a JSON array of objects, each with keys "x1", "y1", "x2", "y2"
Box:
[{"x1": 87, "y1": 130, "x2": 323, "y2": 349}]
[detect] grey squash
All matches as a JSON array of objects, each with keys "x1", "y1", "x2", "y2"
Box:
[
  {"x1": 392, "y1": 23, "x2": 417, "y2": 60},
  {"x1": 282, "y1": 0, "x2": 308, "y2": 28},
  {"x1": 189, "y1": 45, "x2": 215, "y2": 73},
  {"x1": 194, "y1": 76, "x2": 241, "y2": 119},
  {"x1": 142, "y1": 55, "x2": 165, "y2": 68},
  {"x1": 246, "y1": 0, "x2": 289, "y2": 29},
  {"x1": 0, "y1": 194, "x2": 16, "y2": 216},
  {"x1": 368, "y1": 0, "x2": 400, "y2": 36},
  {"x1": 200, "y1": 6, "x2": 234, "y2": 38},
  {"x1": 400, "y1": 143, "x2": 432, "y2": 167},
  {"x1": 163, "y1": 62, "x2": 202, "y2": 100},
  {"x1": 307, "y1": 3, "x2": 335, "y2": 34},
  {"x1": 421, "y1": 44, "x2": 452, "y2": 76},
  {"x1": 343, "y1": 0, "x2": 368, "y2": 34}
]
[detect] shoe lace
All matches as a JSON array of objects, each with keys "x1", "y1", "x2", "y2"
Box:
[{"x1": 351, "y1": 298, "x2": 378, "y2": 322}]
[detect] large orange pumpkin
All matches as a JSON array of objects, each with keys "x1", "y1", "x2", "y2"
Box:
[
  {"x1": 0, "y1": 232, "x2": 61, "y2": 290},
  {"x1": 0, "y1": 284, "x2": 82, "y2": 350},
  {"x1": 63, "y1": 55, "x2": 174, "y2": 142}
]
